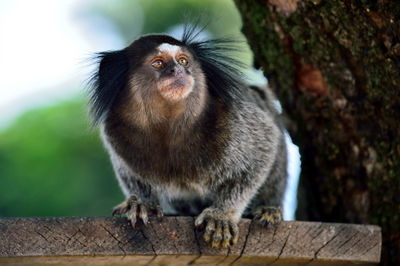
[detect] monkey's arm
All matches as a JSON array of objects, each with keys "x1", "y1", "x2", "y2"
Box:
[{"x1": 103, "y1": 136, "x2": 162, "y2": 227}]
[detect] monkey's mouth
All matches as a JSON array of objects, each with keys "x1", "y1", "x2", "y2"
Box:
[{"x1": 158, "y1": 77, "x2": 194, "y2": 101}]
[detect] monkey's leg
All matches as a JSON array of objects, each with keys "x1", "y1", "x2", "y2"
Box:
[
  {"x1": 252, "y1": 206, "x2": 282, "y2": 225},
  {"x1": 112, "y1": 195, "x2": 163, "y2": 228},
  {"x1": 250, "y1": 133, "x2": 287, "y2": 226}
]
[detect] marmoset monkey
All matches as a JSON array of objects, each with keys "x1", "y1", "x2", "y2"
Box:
[{"x1": 89, "y1": 25, "x2": 287, "y2": 248}]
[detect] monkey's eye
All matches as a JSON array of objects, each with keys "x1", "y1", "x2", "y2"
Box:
[
  {"x1": 151, "y1": 59, "x2": 164, "y2": 68},
  {"x1": 177, "y1": 57, "x2": 188, "y2": 66}
]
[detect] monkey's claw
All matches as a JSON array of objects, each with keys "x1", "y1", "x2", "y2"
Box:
[
  {"x1": 112, "y1": 195, "x2": 163, "y2": 228},
  {"x1": 195, "y1": 208, "x2": 239, "y2": 248},
  {"x1": 252, "y1": 206, "x2": 282, "y2": 226}
]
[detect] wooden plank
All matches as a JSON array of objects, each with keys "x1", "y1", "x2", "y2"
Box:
[{"x1": 0, "y1": 217, "x2": 381, "y2": 265}]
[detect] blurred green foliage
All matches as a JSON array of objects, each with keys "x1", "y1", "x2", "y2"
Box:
[
  {"x1": 0, "y1": 0, "x2": 248, "y2": 217},
  {"x1": 92, "y1": 0, "x2": 245, "y2": 41},
  {"x1": 0, "y1": 99, "x2": 123, "y2": 217}
]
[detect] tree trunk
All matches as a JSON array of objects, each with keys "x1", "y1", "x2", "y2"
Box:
[{"x1": 234, "y1": 1, "x2": 400, "y2": 265}]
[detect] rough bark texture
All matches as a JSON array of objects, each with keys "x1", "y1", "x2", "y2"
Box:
[
  {"x1": 234, "y1": 1, "x2": 399, "y2": 265},
  {"x1": 0, "y1": 217, "x2": 381, "y2": 265}
]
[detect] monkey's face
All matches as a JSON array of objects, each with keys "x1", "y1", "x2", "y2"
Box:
[
  {"x1": 151, "y1": 43, "x2": 195, "y2": 102},
  {"x1": 118, "y1": 37, "x2": 208, "y2": 126},
  {"x1": 135, "y1": 43, "x2": 197, "y2": 103},
  {"x1": 90, "y1": 31, "x2": 243, "y2": 126}
]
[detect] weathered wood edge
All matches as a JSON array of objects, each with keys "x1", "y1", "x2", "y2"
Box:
[{"x1": 0, "y1": 217, "x2": 381, "y2": 265}]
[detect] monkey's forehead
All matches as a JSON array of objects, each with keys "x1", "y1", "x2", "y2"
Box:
[
  {"x1": 155, "y1": 43, "x2": 193, "y2": 59},
  {"x1": 157, "y1": 43, "x2": 182, "y2": 57}
]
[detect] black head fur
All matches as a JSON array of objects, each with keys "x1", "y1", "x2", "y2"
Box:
[
  {"x1": 88, "y1": 24, "x2": 246, "y2": 125},
  {"x1": 180, "y1": 23, "x2": 246, "y2": 105}
]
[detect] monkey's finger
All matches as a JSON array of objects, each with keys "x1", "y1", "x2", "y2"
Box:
[
  {"x1": 252, "y1": 208, "x2": 263, "y2": 217},
  {"x1": 122, "y1": 206, "x2": 131, "y2": 216},
  {"x1": 275, "y1": 207, "x2": 283, "y2": 223},
  {"x1": 274, "y1": 210, "x2": 283, "y2": 224},
  {"x1": 195, "y1": 213, "x2": 206, "y2": 227},
  {"x1": 203, "y1": 219, "x2": 215, "y2": 243},
  {"x1": 112, "y1": 207, "x2": 127, "y2": 216},
  {"x1": 128, "y1": 203, "x2": 138, "y2": 229},
  {"x1": 156, "y1": 205, "x2": 164, "y2": 221},
  {"x1": 221, "y1": 221, "x2": 232, "y2": 248},
  {"x1": 139, "y1": 204, "x2": 148, "y2": 225},
  {"x1": 112, "y1": 200, "x2": 130, "y2": 216},
  {"x1": 112, "y1": 209, "x2": 120, "y2": 217},
  {"x1": 211, "y1": 220, "x2": 223, "y2": 249},
  {"x1": 253, "y1": 213, "x2": 261, "y2": 220},
  {"x1": 252, "y1": 208, "x2": 265, "y2": 221},
  {"x1": 229, "y1": 222, "x2": 239, "y2": 245},
  {"x1": 261, "y1": 217, "x2": 268, "y2": 226}
]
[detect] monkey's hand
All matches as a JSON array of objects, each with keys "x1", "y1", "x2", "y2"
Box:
[
  {"x1": 112, "y1": 195, "x2": 163, "y2": 228},
  {"x1": 252, "y1": 206, "x2": 282, "y2": 226},
  {"x1": 195, "y1": 207, "x2": 239, "y2": 249}
]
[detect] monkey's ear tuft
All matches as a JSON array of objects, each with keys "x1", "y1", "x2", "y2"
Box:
[
  {"x1": 181, "y1": 23, "x2": 246, "y2": 106},
  {"x1": 88, "y1": 49, "x2": 129, "y2": 126}
]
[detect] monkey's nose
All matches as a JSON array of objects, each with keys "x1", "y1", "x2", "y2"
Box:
[{"x1": 168, "y1": 66, "x2": 184, "y2": 77}]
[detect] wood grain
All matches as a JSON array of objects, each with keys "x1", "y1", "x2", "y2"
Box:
[{"x1": 0, "y1": 217, "x2": 381, "y2": 265}]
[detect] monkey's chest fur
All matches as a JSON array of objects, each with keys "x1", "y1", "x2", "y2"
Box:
[{"x1": 103, "y1": 105, "x2": 234, "y2": 214}]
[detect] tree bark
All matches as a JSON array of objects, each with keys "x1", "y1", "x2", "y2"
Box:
[{"x1": 234, "y1": 1, "x2": 400, "y2": 265}]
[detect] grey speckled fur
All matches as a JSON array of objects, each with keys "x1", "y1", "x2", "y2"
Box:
[
  {"x1": 90, "y1": 33, "x2": 288, "y2": 246},
  {"x1": 102, "y1": 85, "x2": 287, "y2": 221}
]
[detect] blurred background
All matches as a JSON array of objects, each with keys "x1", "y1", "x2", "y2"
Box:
[{"x1": 0, "y1": 0, "x2": 256, "y2": 217}]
